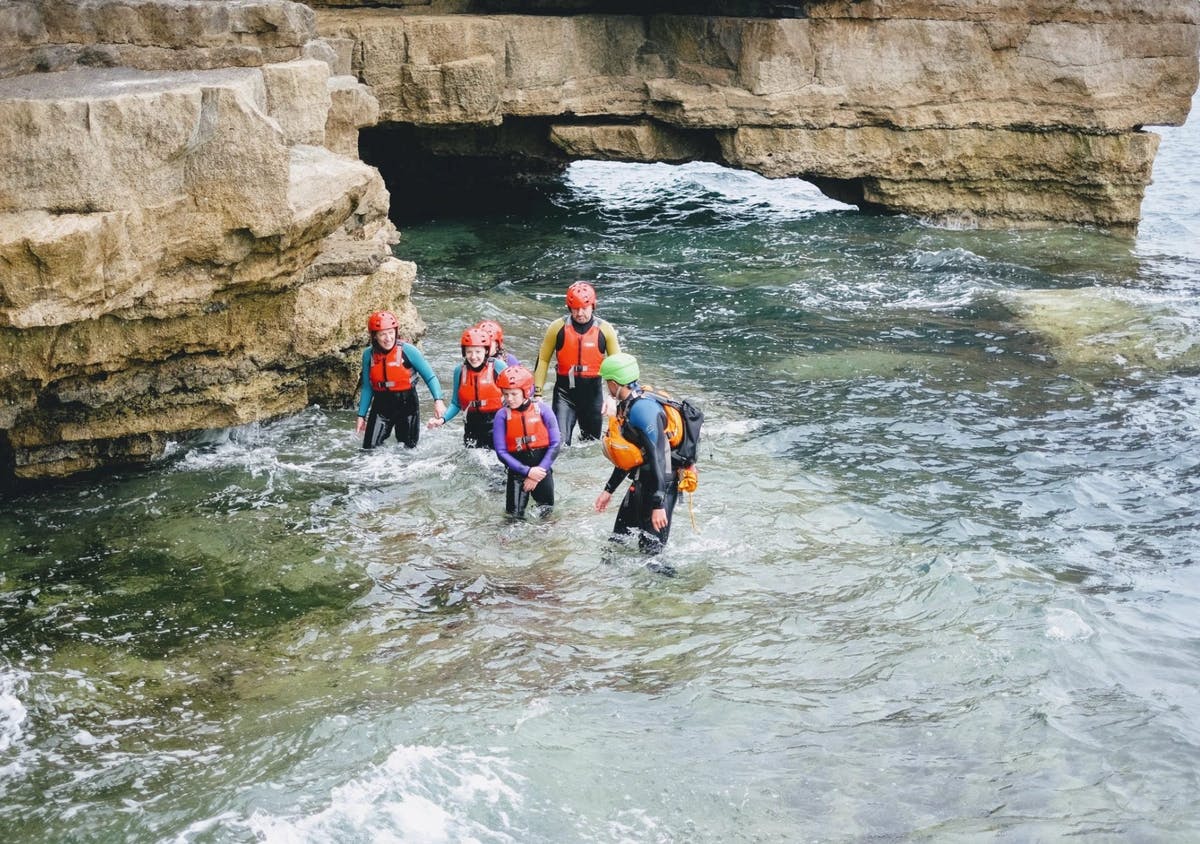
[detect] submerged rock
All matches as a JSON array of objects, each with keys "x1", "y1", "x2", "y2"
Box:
[{"x1": 1000, "y1": 287, "x2": 1200, "y2": 375}]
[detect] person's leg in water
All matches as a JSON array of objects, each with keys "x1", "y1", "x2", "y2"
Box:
[
  {"x1": 529, "y1": 469, "x2": 554, "y2": 517},
  {"x1": 396, "y1": 390, "x2": 420, "y2": 448},
  {"x1": 463, "y1": 410, "x2": 495, "y2": 450},
  {"x1": 362, "y1": 393, "x2": 398, "y2": 449},
  {"x1": 575, "y1": 377, "x2": 604, "y2": 441},
  {"x1": 506, "y1": 466, "x2": 554, "y2": 519},
  {"x1": 552, "y1": 381, "x2": 578, "y2": 446},
  {"x1": 506, "y1": 470, "x2": 531, "y2": 519},
  {"x1": 611, "y1": 478, "x2": 680, "y2": 574}
]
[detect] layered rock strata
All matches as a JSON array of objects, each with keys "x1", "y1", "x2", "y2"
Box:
[
  {"x1": 2, "y1": 0, "x2": 1198, "y2": 482},
  {"x1": 1, "y1": 1, "x2": 409, "y2": 481},
  {"x1": 316, "y1": 0, "x2": 1198, "y2": 228}
]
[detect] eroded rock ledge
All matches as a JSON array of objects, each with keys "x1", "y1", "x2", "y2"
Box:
[
  {"x1": 1, "y1": 0, "x2": 413, "y2": 481},
  {"x1": 1, "y1": 0, "x2": 1197, "y2": 482},
  {"x1": 316, "y1": 0, "x2": 1198, "y2": 229}
]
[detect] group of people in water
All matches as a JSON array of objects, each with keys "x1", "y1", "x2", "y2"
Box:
[{"x1": 355, "y1": 281, "x2": 692, "y2": 557}]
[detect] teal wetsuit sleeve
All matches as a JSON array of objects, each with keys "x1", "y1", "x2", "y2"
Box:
[
  {"x1": 442, "y1": 364, "x2": 463, "y2": 422},
  {"x1": 403, "y1": 344, "x2": 444, "y2": 400},
  {"x1": 357, "y1": 347, "x2": 373, "y2": 417}
]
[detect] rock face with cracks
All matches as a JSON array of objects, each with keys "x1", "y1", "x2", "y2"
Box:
[
  {"x1": 2, "y1": 0, "x2": 1198, "y2": 482},
  {"x1": 1, "y1": 0, "x2": 408, "y2": 481},
  {"x1": 317, "y1": 0, "x2": 1197, "y2": 229}
]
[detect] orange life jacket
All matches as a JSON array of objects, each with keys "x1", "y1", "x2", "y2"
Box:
[
  {"x1": 369, "y1": 345, "x2": 413, "y2": 392},
  {"x1": 555, "y1": 320, "x2": 605, "y2": 378},
  {"x1": 505, "y1": 404, "x2": 551, "y2": 452},
  {"x1": 458, "y1": 363, "x2": 502, "y2": 413},
  {"x1": 601, "y1": 389, "x2": 683, "y2": 471}
]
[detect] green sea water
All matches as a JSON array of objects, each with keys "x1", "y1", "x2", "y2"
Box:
[{"x1": 2, "y1": 111, "x2": 1199, "y2": 839}]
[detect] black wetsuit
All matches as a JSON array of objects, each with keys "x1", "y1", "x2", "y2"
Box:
[{"x1": 603, "y1": 388, "x2": 679, "y2": 554}]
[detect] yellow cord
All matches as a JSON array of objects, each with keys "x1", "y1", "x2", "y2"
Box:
[{"x1": 677, "y1": 466, "x2": 699, "y2": 532}]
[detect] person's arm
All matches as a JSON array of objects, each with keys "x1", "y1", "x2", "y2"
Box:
[
  {"x1": 404, "y1": 343, "x2": 447, "y2": 417},
  {"x1": 532, "y1": 319, "x2": 564, "y2": 396},
  {"x1": 492, "y1": 409, "x2": 527, "y2": 475},
  {"x1": 536, "y1": 402, "x2": 562, "y2": 473},
  {"x1": 356, "y1": 348, "x2": 372, "y2": 432},
  {"x1": 599, "y1": 319, "x2": 621, "y2": 356},
  {"x1": 431, "y1": 364, "x2": 462, "y2": 426},
  {"x1": 629, "y1": 399, "x2": 671, "y2": 507},
  {"x1": 595, "y1": 462, "x2": 630, "y2": 512}
]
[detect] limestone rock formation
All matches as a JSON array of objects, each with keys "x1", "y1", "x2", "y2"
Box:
[
  {"x1": 1, "y1": 0, "x2": 412, "y2": 481},
  {"x1": 2, "y1": 0, "x2": 1198, "y2": 483},
  {"x1": 315, "y1": 0, "x2": 1198, "y2": 229}
]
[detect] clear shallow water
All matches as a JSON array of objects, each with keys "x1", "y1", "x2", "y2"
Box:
[{"x1": 3, "y1": 109, "x2": 1200, "y2": 840}]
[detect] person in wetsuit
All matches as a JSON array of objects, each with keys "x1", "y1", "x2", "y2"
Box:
[
  {"x1": 477, "y1": 319, "x2": 521, "y2": 368},
  {"x1": 593, "y1": 353, "x2": 679, "y2": 557},
  {"x1": 492, "y1": 365, "x2": 562, "y2": 519},
  {"x1": 356, "y1": 311, "x2": 446, "y2": 449},
  {"x1": 428, "y1": 326, "x2": 506, "y2": 449},
  {"x1": 532, "y1": 281, "x2": 621, "y2": 445}
]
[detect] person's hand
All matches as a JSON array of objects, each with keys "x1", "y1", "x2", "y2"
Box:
[
  {"x1": 527, "y1": 466, "x2": 547, "y2": 483},
  {"x1": 650, "y1": 507, "x2": 668, "y2": 531},
  {"x1": 356, "y1": 416, "x2": 366, "y2": 434},
  {"x1": 427, "y1": 416, "x2": 444, "y2": 429},
  {"x1": 594, "y1": 490, "x2": 612, "y2": 512},
  {"x1": 433, "y1": 398, "x2": 447, "y2": 419}
]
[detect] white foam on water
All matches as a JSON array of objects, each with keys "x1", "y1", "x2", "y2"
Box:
[
  {"x1": 0, "y1": 665, "x2": 29, "y2": 753},
  {"x1": 1045, "y1": 607, "x2": 1095, "y2": 642},
  {"x1": 248, "y1": 744, "x2": 525, "y2": 843}
]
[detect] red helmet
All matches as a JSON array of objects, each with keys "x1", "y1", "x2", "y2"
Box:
[
  {"x1": 566, "y1": 281, "x2": 596, "y2": 309},
  {"x1": 460, "y1": 326, "x2": 492, "y2": 352},
  {"x1": 476, "y1": 319, "x2": 503, "y2": 347},
  {"x1": 496, "y1": 364, "x2": 535, "y2": 398},
  {"x1": 367, "y1": 311, "x2": 399, "y2": 332}
]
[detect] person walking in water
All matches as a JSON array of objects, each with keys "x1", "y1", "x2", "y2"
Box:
[
  {"x1": 532, "y1": 281, "x2": 621, "y2": 445},
  {"x1": 428, "y1": 326, "x2": 507, "y2": 449},
  {"x1": 493, "y1": 364, "x2": 561, "y2": 519},
  {"x1": 594, "y1": 353, "x2": 679, "y2": 558},
  {"x1": 477, "y1": 319, "x2": 521, "y2": 368},
  {"x1": 356, "y1": 311, "x2": 446, "y2": 449}
]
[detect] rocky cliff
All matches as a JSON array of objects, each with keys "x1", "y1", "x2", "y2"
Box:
[
  {"x1": 1, "y1": 0, "x2": 420, "y2": 481},
  {"x1": 316, "y1": 0, "x2": 1198, "y2": 228},
  {"x1": 1, "y1": 0, "x2": 1197, "y2": 483}
]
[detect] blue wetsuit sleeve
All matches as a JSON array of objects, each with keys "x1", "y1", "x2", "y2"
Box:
[
  {"x1": 494, "y1": 359, "x2": 507, "y2": 376},
  {"x1": 403, "y1": 344, "x2": 444, "y2": 401},
  {"x1": 538, "y1": 402, "x2": 561, "y2": 472},
  {"x1": 627, "y1": 397, "x2": 670, "y2": 507},
  {"x1": 442, "y1": 364, "x2": 463, "y2": 423},
  {"x1": 357, "y1": 347, "x2": 373, "y2": 417},
  {"x1": 493, "y1": 408, "x2": 526, "y2": 475}
]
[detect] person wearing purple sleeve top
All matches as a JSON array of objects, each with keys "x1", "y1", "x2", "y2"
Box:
[{"x1": 492, "y1": 365, "x2": 561, "y2": 519}]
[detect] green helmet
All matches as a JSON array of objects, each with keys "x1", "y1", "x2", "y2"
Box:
[{"x1": 599, "y1": 352, "x2": 639, "y2": 385}]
